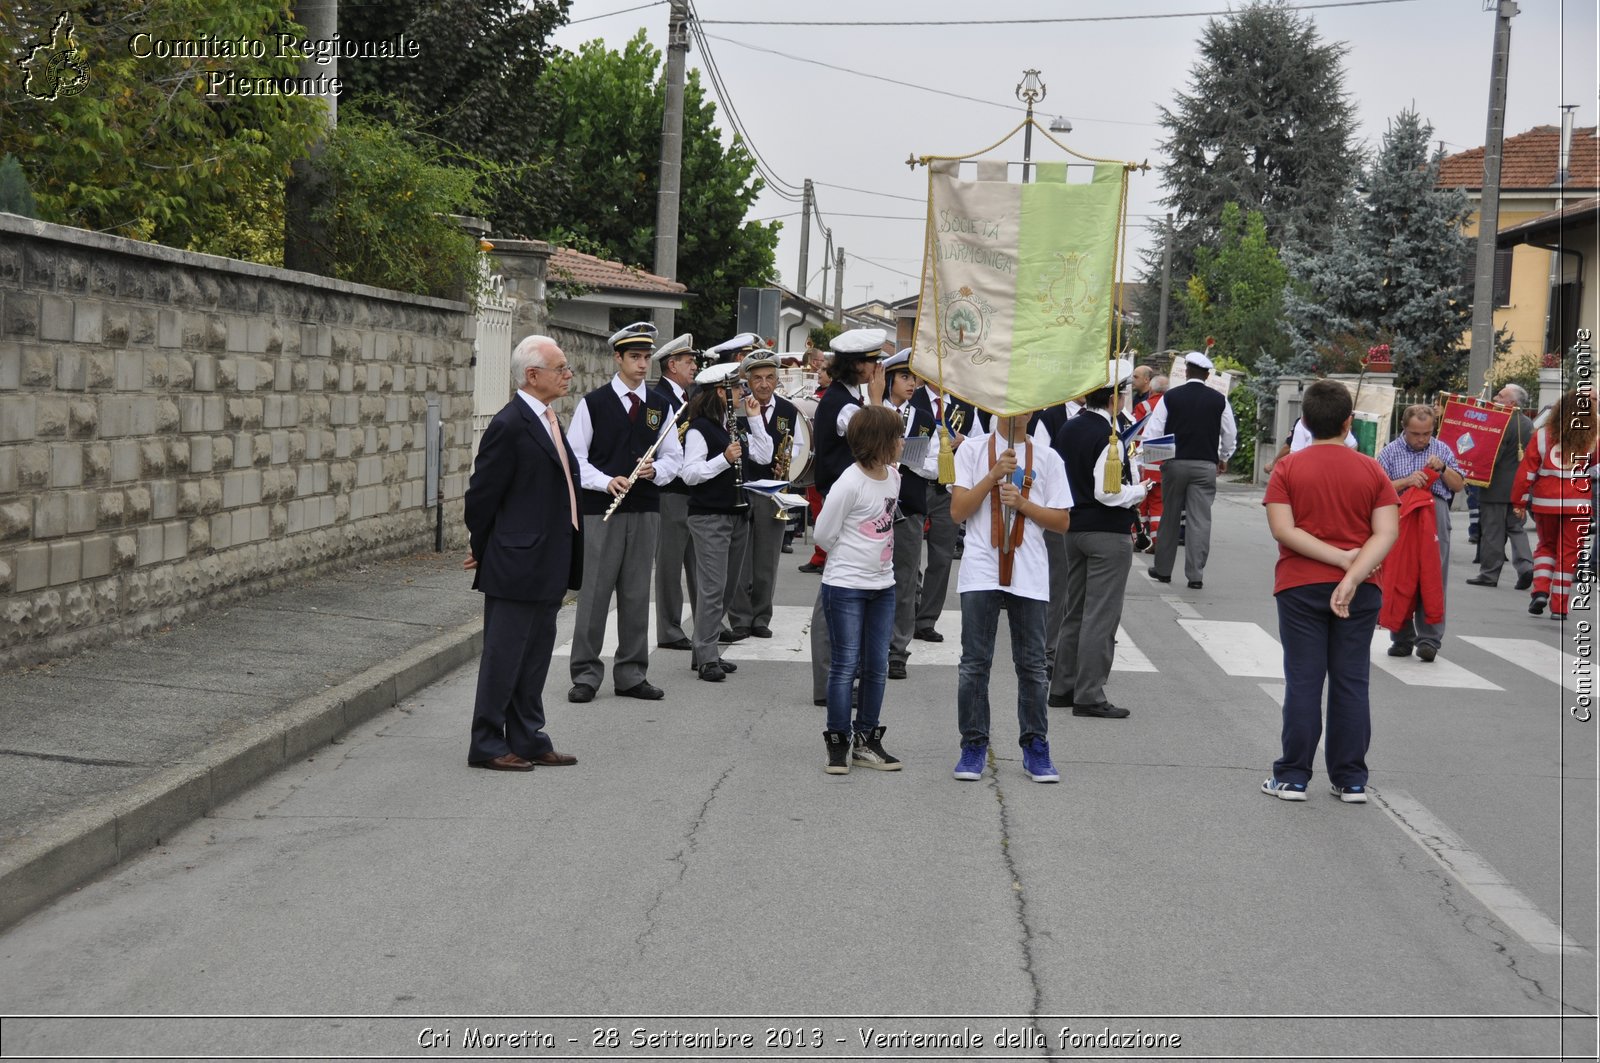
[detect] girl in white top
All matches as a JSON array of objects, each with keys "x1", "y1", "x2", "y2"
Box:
[{"x1": 812, "y1": 404, "x2": 904, "y2": 775}]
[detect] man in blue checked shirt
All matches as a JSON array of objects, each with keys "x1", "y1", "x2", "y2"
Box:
[{"x1": 1376, "y1": 404, "x2": 1466, "y2": 662}]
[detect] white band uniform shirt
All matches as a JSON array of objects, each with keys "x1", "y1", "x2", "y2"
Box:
[
  {"x1": 567, "y1": 374, "x2": 685, "y2": 490},
  {"x1": 953, "y1": 431, "x2": 1073, "y2": 600}
]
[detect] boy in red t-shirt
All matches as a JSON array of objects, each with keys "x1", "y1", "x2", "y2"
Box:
[{"x1": 1261, "y1": 380, "x2": 1400, "y2": 803}]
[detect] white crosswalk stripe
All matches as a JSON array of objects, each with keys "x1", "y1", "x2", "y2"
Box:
[
  {"x1": 1459, "y1": 636, "x2": 1583, "y2": 692},
  {"x1": 1176, "y1": 619, "x2": 1283, "y2": 678},
  {"x1": 1367, "y1": 631, "x2": 1501, "y2": 690}
]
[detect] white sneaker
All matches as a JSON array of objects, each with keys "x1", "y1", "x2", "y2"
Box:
[
  {"x1": 1330, "y1": 783, "x2": 1368, "y2": 804},
  {"x1": 1261, "y1": 777, "x2": 1307, "y2": 801}
]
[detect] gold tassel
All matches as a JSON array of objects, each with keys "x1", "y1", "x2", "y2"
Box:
[
  {"x1": 1101, "y1": 431, "x2": 1122, "y2": 495},
  {"x1": 937, "y1": 426, "x2": 956, "y2": 484}
]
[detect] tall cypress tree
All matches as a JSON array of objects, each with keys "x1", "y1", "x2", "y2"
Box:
[
  {"x1": 1135, "y1": 1, "x2": 1359, "y2": 348},
  {"x1": 1279, "y1": 109, "x2": 1474, "y2": 393}
]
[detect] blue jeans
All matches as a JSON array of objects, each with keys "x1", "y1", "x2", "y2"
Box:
[
  {"x1": 820, "y1": 583, "x2": 894, "y2": 734},
  {"x1": 957, "y1": 590, "x2": 1049, "y2": 747},
  {"x1": 1274, "y1": 581, "x2": 1382, "y2": 787}
]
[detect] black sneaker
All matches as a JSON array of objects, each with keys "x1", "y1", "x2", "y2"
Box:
[
  {"x1": 1530, "y1": 591, "x2": 1549, "y2": 615},
  {"x1": 1515, "y1": 572, "x2": 1534, "y2": 590},
  {"x1": 913, "y1": 627, "x2": 944, "y2": 643},
  {"x1": 1386, "y1": 643, "x2": 1413, "y2": 658},
  {"x1": 824, "y1": 731, "x2": 850, "y2": 775},
  {"x1": 1416, "y1": 644, "x2": 1437, "y2": 663},
  {"x1": 851, "y1": 726, "x2": 902, "y2": 771},
  {"x1": 887, "y1": 659, "x2": 907, "y2": 680}
]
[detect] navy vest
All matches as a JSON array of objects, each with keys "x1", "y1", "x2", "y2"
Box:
[
  {"x1": 1056, "y1": 410, "x2": 1138, "y2": 534},
  {"x1": 652, "y1": 379, "x2": 691, "y2": 496},
  {"x1": 579, "y1": 384, "x2": 672, "y2": 515},
  {"x1": 687, "y1": 417, "x2": 743, "y2": 515},
  {"x1": 1160, "y1": 381, "x2": 1227, "y2": 462},
  {"x1": 742, "y1": 396, "x2": 801, "y2": 482},
  {"x1": 894, "y1": 403, "x2": 936, "y2": 516},
  {"x1": 813, "y1": 382, "x2": 864, "y2": 496}
]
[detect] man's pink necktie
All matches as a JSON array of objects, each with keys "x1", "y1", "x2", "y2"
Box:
[{"x1": 544, "y1": 408, "x2": 579, "y2": 529}]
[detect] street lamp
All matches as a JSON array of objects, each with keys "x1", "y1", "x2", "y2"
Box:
[
  {"x1": 1015, "y1": 69, "x2": 1046, "y2": 183},
  {"x1": 1049, "y1": 115, "x2": 1072, "y2": 134}
]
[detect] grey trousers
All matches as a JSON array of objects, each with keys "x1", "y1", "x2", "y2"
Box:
[
  {"x1": 571, "y1": 510, "x2": 659, "y2": 691},
  {"x1": 811, "y1": 580, "x2": 832, "y2": 702},
  {"x1": 1152, "y1": 459, "x2": 1216, "y2": 583},
  {"x1": 1043, "y1": 529, "x2": 1068, "y2": 663},
  {"x1": 889, "y1": 513, "x2": 926, "y2": 666},
  {"x1": 1393, "y1": 496, "x2": 1450, "y2": 651},
  {"x1": 728, "y1": 497, "x2": 786, "y2": 631},
  {"x1": 655, "y1": 492, "x2": 697, "y2": 644},
  {"x1": 1476, "y1": 500, "x2": 1534, "y2": 583},
  {"x1": 688, "y1": 512, "x2": 749, "y2": 669},
  {"x1": 1050, "y1": 530, "x2": 1134, "y2": 706},
  {"x1": 917, "y1": 487, "x2": 957, "y2": 630}
]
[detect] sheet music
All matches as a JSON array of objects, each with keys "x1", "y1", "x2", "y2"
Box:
[{"x1": 900, "y1": 435, "x2": 933, "y2": 468}]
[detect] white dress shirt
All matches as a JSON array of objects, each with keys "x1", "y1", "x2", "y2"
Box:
[
  {"x1": 568, "y1": 374, "x2": 684, "y2": 491},
  {"x1": 680, "y1": 407, "x2": 774, "y2": 485},
  {"x1": 1139, "y1": 378, "x2": 1238, "y2": 463}
]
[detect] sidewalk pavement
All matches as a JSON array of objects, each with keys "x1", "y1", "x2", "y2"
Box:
[{"x1": 0, "y1": 549, "x2": 493, "y2": 932}]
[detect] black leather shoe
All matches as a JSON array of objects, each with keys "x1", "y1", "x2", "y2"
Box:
[
  {"x1": 717, "y1": 660, "x2": 737, "y2": 673},
  {"x1": 617, "y1": 681, "x2": 664, "y2": 700},
  {"x1": 657, "y1": 637, "x2": 693, "y2": 650},
  {"x1": 719, "y1": 627, "x2": 749, "y2": 644},
  {"x1": 913, "y1": 627, "x2": 944, "y2": 643},
  {"x1": 697, "y1": 663, "x2": 725, "y2": 682},
  {"x1": 1047, "y1": 692, "x2": 1074, "y2": 708},
  {"x1": 567, "y1": 684, "x2": 596, "y2": 703},
  {"x1": 1149, "y1": 571, "x2": 1172, "y2": 583},
  {"x1": 1465, "y1": 575, "x2": 1497, "y2": 587},
  {"x1": 1073, "y1": 701, "x2": 1131, "y2": 719},
  {"x1": 1386, "y1": 643, "x2": 1413, "y2": 658},
  {"x1": 798, "y1": 561, "x2": 824, "y2": 573},
  {"x1": 1416, "y1": 645, "x2": 1437, "y2": 663},
  {"x1": 1187, "y1": 580, "x2": 1204, "y2": 589},
  {"x1": 1529, "y1": 591, "x2": 1549, "y2": 615},
  {"x1": 1515, "y1": 572, "x2": 1534, "y2": 590},
  {"x1": 887, "y1": 660, "x2": 907, "y2": 680},
  {"x1": 750, "y1": 626, "x2": 773, "y2": 639}
]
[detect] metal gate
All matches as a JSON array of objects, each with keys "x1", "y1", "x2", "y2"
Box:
[{"x1": 472, "y1": 262, "x2": 515, "y2": 456}]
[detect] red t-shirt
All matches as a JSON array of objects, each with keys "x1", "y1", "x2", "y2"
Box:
[{"x1": 1263, "y1": 444, "x2": 1400, "y2": 595}]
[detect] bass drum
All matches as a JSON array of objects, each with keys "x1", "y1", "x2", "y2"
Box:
[{"x1": 784, "y1": 410, "x2": 816, "y2": 489}]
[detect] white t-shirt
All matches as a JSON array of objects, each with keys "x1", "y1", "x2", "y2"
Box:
[
  {"x1": 815, "y1": 463, "x2": 900, "y2": 590},
  {"x1": 1289, "y1": 419, "x2": 1359, "y2": 453},
  {"x1": 954, "y1": 431, "x2": 1072, "y2": 601}
]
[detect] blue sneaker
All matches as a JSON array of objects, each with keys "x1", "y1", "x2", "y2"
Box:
[
  {"x1": 1330, "y1": 783, "x2": 1368, "y2": 804},
  {"x1": 1261, "y1": 777, "x2": 1308, "y2": 801},
  {"x1": 1021, "y1": 737, "x2": 1059, "y2": 783},
  {"x1": 953, "y1": 741, "x2": 987, "y2": 781}
]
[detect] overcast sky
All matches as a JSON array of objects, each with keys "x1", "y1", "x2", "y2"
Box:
[{"x1": 552, "y1": 0, "x2": 1598, "y2": 309}]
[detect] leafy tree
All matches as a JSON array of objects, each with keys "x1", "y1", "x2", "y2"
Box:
[
  {"x1": 1133, "y1": 0, "x2": 1360, "y2": 348},
  {"x1": 0, "y1": 1, "x2": 320, "y2": 252},
  {"x1": 1280, "y1": 110, "x2": 1474, "y2": 393},
  {"x1": 533, "y1": 32, "x2": 779, "y2": 344},
  {"x1": 337, "y1": 0, "x2": 572, "y2": 239},
  {"x1": 1173, "y1": 202, "x2": 1289, "y2": 370},
  {"x1": 0, "y1": 155, "x2": 38, "y2": 217}
]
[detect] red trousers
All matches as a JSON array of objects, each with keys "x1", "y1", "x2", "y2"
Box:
[
  {"x1": 1531, "y1": 510, "x2": 1588, "y2": 615},
  {"x1": 806, "y1": 485, "x2": 827, "y2": 566},
  {"x1": 1140, "y1": 474, "x2": 1163, "y2": 537}
]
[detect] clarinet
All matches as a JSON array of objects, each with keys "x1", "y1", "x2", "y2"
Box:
[{"x1": 725, "y1": 382, "x2": 751, "y2": 511}]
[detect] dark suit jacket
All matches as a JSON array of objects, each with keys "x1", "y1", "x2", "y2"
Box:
[
  {"x1": 1483, "y1": 411, "x2": 1535, "y2": 503},
  {"x1": 464, "y1": 396, "x2": 584, "y2": 603}
]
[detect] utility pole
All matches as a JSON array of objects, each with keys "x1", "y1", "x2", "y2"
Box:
[
  {"x1": 1467, "y1": 0, "x2": 1519, "y2": 394},
  {"x1": 833, "y1": 247, "x2": 845, "y2": 325},
  {"x1": 797, "y1": 179, "x2": 813, "y2": 299},
  {"x1": 283, "y1": 0, "x2": 338, "y2": 273},
  {"x1": 820, "y1": 229, "x2": 833, "y2": 320},
  {"x1": 652, "y1": 0, "x2": 690, "y2": 336},
  {"x1": 1155, "y1": 212, "x2": 1174, "y2": 357}
]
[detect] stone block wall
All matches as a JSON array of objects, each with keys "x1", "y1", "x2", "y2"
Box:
[{"x1": 0, "y1": 215, "x2": 475, "y2": 667}]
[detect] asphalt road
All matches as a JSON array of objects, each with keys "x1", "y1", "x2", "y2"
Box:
[{"x1": 1, "y1": 485, "x2": 1594, "y2": 1062}]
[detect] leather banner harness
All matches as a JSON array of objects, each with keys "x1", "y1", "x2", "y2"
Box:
[{"x1": 988, "y1": 433, "x2": 1034, "y2": 587}]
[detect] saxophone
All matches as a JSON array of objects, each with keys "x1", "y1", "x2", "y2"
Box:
[{"x1": 771, "y1": 423, "x2": 793, "y2": 520}]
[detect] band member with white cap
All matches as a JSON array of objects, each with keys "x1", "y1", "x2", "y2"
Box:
[
  {"x1": 1048, "y1": 358, "x2": 1149, "y2": 719},
  {"x1": 1139, "y1": 349, "x2": 1236, "y2": 590},
  {"x1": 651, "y1": 334, "x2": 701, "y2": 651},
  {"x1": 565, "y1": 322, "x2": 683, "y2": 703},
  {"x1": 809, "y1": 327, "x2": 888, "y2": 705},
  {"x1": 708, "y1": 332, "x2": 762, "y2": 364},
  {"x1": 727, "y1": 354, "x2": 805, "y2": 640},
  {"x1": 881, "y1": 349, "x2": 939, "y2": 680},
  {"x1": 680, "y1": 360, "x2": 772, "y2": 680}
]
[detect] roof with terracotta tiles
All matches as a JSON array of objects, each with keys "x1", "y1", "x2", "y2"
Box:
[
  {"x1": 1438, "y1": 125, "x2": 1600, "y2": 192},
  {"x1": 547, "y1": 247, "x2": 687, "y2": 295},
  {"x1": 1496, "y1": 195, "x2": 1600, "y2": 245}
]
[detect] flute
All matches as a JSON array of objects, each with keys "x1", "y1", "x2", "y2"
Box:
[{"x1": 602, "y1": 406, "x2": 688, "y2": 522}]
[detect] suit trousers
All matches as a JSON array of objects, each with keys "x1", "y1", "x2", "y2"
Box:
[
  {"x1": 1050, "y1": 530, "x2": 1134, "y2": 706},
  {"x1": 1152, "y1": 459, "x2": 1217, "y2": 582},
  {"x1": 728, "y1": 496, "x2": 786, "y2": 631},
  {"x1": 1475, "y1": 500, "x2": 1533, "y2": 583},
  {"x1": 571, "y1": 510, "x2": 659, "y2": 692},
  {"x1": 469, "y1": 595, "x2": 558, "y2": 763},
  {"x1": 655, "y1": 492, "x2": 697, "y2": 644},
  {"x1": 1043, "y1": 529, "x2": 1068, "y2": 663},
  {"x1": 888, "y1": 513, "x2": 926, "y2": 666},
  {"x1": 916, "y1": 487, "x2": 957, "y2": 630},
  {"x1": 688, "y1": 512, "x2": 749, "y2": 668}
]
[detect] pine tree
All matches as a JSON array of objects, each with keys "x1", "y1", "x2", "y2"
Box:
[
  {"x1": 1134, "y1": 1, "x2": 1359, "y2": 348},
  {"x1": 1280, "y1": 109, "x2": 1474, "y2": 393}
]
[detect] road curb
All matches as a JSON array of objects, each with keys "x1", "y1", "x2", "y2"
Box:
[{"x1": 0, "y1": 619, "x2": 483, "y2": 934}]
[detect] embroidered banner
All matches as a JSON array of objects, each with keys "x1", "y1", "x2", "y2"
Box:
[
  {"x1": 912, "y1": 159, "x2": 1126, "y2": 417},
  {"x1": 1437, "y1": 393, "x2": 1515, "y2": 487}
]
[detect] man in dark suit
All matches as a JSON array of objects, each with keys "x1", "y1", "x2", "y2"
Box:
[{"x1": 462, "y1": 335, "x2": 583, "y2": 771}]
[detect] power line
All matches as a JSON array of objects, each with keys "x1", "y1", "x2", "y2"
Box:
[
  {"x1": 702, "y1": 32, "x2": 1158, "y2": 128},
  {"x1": 813, "y1": 180, "x2": 924, "y2": 204},
  {"x1": 845, "y1": 250, "x2": 922, "y2": 281},
  {"x1": 699, "y1": 0, "x2": 1421, "y2": 26},
  {"x1": 567, "y1": 1, "x2": 668, "y2": 26}
]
